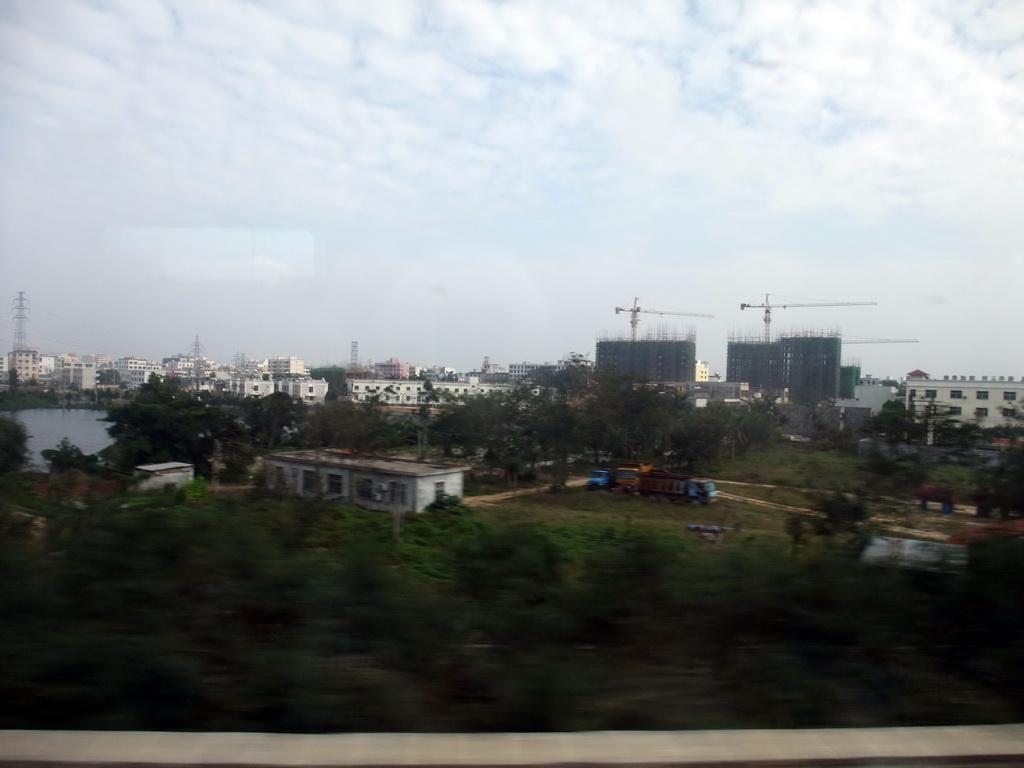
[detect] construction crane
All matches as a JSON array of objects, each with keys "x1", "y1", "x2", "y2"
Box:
[
  {"x1": 841, "y1": 336, "x2": 918, "y2": 344},
  {"x1": 739, "y1": 294, "x2": 877, "y2": 342},
  {"x1": 615, "y1": 297, "x2": 714, "y2": 342}
]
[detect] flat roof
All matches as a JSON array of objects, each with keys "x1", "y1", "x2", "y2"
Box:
[
  {"x1": 264, "y1": 450, "x2": 468, "y2": 478},
  {"x1": 135, "y1": 462, "x2": 193, "y2": 472}
]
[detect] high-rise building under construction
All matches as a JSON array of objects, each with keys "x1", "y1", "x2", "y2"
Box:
[
  {"x1": 727, "y1": 331, "x2": 842, "y2": 402},
  {"x1": 596, "y1": 331, "x2": 697, "y2": 383}
]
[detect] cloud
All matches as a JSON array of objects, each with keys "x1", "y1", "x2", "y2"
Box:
[{"x1": 0, "y1": 0, "x2": 1022, "y2": 376}]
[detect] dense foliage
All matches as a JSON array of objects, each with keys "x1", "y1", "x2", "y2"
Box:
[{"x1": 1, "y1": 491, "x2": 1021, "y2": 733}]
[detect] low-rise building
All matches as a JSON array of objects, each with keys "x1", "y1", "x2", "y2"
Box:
[
  {"x1": 275, "y1": 377, "x2": 329, "y2": 404},
  {"x1": 134, "y1": 462, "x2": 194, "y2": 492},
  {"x1": 114, "y1": 357, "x2": 165, "y2": 386},
  {"x1": 262, "y1": 450, "x2": 468, "y2": 513},
  {"x1": 226, "y1": 376, "x2": 278, "y2": 398},
  {"x1": 904, "y1": 370, "x2": 1023, "y2": 429},
  {"x1": 348, "y1": 377, "x2": 507, "y2": 405},
  {"x1": 56, "y1": 360, "x2": 97, "y2": 390}
]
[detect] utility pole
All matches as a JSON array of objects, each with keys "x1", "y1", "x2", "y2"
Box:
[
  {"x1": 11, "y1": 291, "x2": 29, "y2": 349},
  {"x1": 211, "y1": 438, "x2": 221, "y2": 492},
  {"x1": 390, "y1": 481, "x2": 403, "y2": 540},
  {"x1": 190, "y1": 336, "x2": 204, "y2": 392}
]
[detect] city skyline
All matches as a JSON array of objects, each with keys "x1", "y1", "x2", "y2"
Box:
[{"x1": 2, "y1": 1, "x2": 1022, "y2": 376}]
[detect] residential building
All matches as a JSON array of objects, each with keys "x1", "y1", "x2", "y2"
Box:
[
  {"x1": 904, "y1": 370, "x2": 1023, "y2": 429},
  {"x1": 8, "y1": 349, "x2": 40, "y2": 383},
  {"x1": 373, "y1": 357, "x2": 413, "y2": 380},
  {"x1": 348, "y1": 377, "x2": 507, "y2": 405},
  {"x1": 262, "y1": 450, "x2": 468, "y2": 514},
  {"x1": 56, "y1": 360, "x2": 97, "y2": 390},
  {"x1": 114, "y1": 356, "x2": 165, "y2": 386},
  {"x1": 269, "y1": 356, "x2": 309, "y2": 376},
  {"x1": 226, "y1": 376, "x2": 278, "y2": 398},
  {"x1": 275, "y1": 377, "x2": 329, "y2": 404},
  {"x1": 694, "y1": 361, "x2": 710, "y2": 383}
]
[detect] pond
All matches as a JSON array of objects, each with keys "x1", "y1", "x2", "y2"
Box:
[{"x1": 11, "y1": 408, "x2": 113, "y2": 470}]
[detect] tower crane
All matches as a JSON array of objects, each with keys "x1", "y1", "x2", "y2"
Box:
[
  {"x1": 841, "y1": 337, "x2": 918, "y2": 344},
  {"x1": 615, "y1": 297, "x2": 714, "y2": 342},
  {"x1": 739, "y1": 294, "x2": 877, "y2": 342}
]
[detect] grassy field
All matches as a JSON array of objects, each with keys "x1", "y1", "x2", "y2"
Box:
[{"x1": 467, "y1": 442, "x2": 991, "y2": 546}]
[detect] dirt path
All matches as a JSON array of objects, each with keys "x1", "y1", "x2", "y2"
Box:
[{"x1": 462, "y1": 476, "x2": 589, "y2": 508}]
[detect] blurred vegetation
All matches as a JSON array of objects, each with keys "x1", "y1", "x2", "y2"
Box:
[{"x1": 1, "y1": 484, "x2": 1022, "y2": 733}]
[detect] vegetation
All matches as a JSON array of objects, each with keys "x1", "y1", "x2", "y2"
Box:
[
  {"x1": 2, "y1": 368, "x2": 1023, "y2": 733},
  {"x1": 0, "y1": 487, "x2": 1021, "y2": 732}
]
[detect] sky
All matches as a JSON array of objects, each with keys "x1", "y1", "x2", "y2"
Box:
[{"x1": 1, "y1": 0, "x2": 1023, "y2": 379}]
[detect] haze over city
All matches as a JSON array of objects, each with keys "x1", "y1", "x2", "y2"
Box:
[{"x1": 2, "y1": 0, "x2": 1022, "y2": 377}]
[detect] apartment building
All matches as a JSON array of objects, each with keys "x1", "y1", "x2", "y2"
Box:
[{"x1": 349, "y1": 377, "x2": 507, "y2": 405}]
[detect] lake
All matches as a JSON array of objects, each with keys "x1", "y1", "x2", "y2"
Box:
[{"x1": 11, "y1": 408, "x2": 113, "y2": 470}]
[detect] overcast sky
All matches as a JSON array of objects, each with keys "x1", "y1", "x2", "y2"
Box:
[{"x1": 1, "y1": 0, "x2": 1022, "y2": 379}]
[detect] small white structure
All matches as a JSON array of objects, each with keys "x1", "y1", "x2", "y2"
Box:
[
  {"x1": 134, "y1": 462, "x2": 195, "y2": 492},
  {"x1": 262, "y1": 450, "x2": 468, "y2": 513},
  {"x1": 861, "y1": 537, "x2": 967, "y2": 572}
]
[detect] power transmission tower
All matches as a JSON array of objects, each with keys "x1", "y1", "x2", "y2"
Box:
[
  {"x1": 11, "y1": 291, "x2": 29, "y2": 350},
  {"x1": 190, "y1": 336, "x2": 204, "y2": 391}
]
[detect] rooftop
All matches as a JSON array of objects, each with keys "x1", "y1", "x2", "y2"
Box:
[{"x1": 265, "y1": 450, "x2": 468, "y2": 477}]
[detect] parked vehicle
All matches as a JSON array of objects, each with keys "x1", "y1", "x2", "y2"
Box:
[
  {"x1": 636, "y1": 469, "x2": 717, "y2": 504},
  {"x1": 586, "y1": 469, "x2": 614, "y2": 490},
  {"x1": 613, "y1": 462, "x2": 653, "y2": 492}
]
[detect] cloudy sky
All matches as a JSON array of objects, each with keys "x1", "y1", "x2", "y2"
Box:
[{"x1": 1, "y1": 0, "x2": 1022, "y2": 378}]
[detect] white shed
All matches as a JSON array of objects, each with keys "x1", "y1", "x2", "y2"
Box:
[
  {"x1": 134, "y1": 461, "x2": 195, "y2": 492},
  {"x1": 262, "y1": 450, "x2": 468, "y2": 513}
]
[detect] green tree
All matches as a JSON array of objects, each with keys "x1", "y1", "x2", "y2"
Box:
[
  {"x1": 41, "y1": 438, "x2": 102, "y2": 475},
  {"x1": 0, "y1": 415, "x2": 28, "y2": 474},
  {"x1": 104, "y1": 375, "x2": 251, "y2": 478},
  {"x1": 243, "y1": 392, "x2": 303, "y2": 449},
  {"x1": 97, "y1": 368, "x2": 120, "y2": 386}
]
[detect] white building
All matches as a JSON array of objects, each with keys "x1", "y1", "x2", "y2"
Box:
[
  {"x1": 114, "y1": 357, "x2": 166, "y2": 386},
  {"x1": 904, "y1": 370, "x2": 1023, "y2": 429},
  {"x1": 835, "y1": 376, "x2": 899, "y2": 415},
  {"x1": 262, "y1": 450, "x2": 468, "y2": 513},
  {"x1": 276, "y1": 377, "x2": 329, "y2": 404},
  {"x1": 57, "y1": 360, "x2": 97, "y2": 390},
  {"x1": 134, "y1": 462, "x2": 195, "y2": 492},
  {"x1": 226, "y1": 376, "x2": 278, "y2": 398},
  {"x1": 348, "y1": 377, "x2": 508, "y2": 405},
  {"x1": 269, "y1": 356, "x2": 308, "y2": 376}
]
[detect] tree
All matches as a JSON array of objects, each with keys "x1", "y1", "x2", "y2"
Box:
[
  {"x1": 243, "y1": 392, "x2": 302, "y2": 449},
  {"x1": 41, "y1": 438, "x2": 102, "y2": 475},
  {"x1": 97, "y1": 369, "x2": 120, "y2": 386},
  {"x1": 105, "y1": 374, "x2": 251, "y2": 479},
  {"x1": 0, "y1": 415, "x2": 28, "y2": 474}
]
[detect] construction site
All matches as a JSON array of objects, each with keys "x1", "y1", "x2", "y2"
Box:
[
  {"x1": 726, "y1": 329, "x2": 844, "y2": 403},
  {"x1": 595, "y1": 330, "x2": 699, "y2": 383}
]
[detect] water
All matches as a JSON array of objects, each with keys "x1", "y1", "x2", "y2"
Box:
[{"x1": 11, "y1": 408, "x2": 113, "y2": 470}]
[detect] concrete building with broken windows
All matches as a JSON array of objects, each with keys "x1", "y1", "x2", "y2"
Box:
[{"x1": 261, "y1": 450, "x2": 468, "y2": 513}]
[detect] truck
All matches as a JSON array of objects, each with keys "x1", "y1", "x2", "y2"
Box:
[
  {"x1": 636, "y1": 469, "x2": 717, "y2": 505},
  {"x1": 613, "y1": 462, "x2": 653, "y2": 492},
  {"x1": 585, "y1": 469, "x2": 614, "y2": 490}
]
